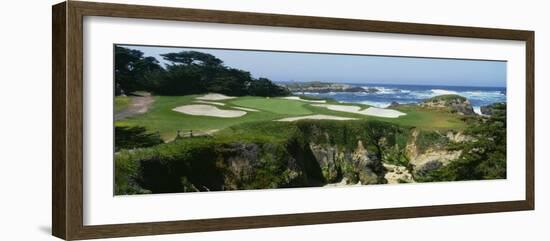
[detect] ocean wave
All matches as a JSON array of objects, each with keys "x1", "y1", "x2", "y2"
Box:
[
  {"x1": 296, "y1": 86, "x2": 506, "y2": 108},
  {"x1": 473, "y1": 106, "x2": 482, "y2": 115},
  {"x1": 407, "y1": 89, "x2": 506, "y2": 101},
  {"x1": 453, "y1": 91, "x2": 506, "y2": 103},
  {"x1": 361, "y1": 86, "x2": 403, "y2": 94},
  {"x1": 461, "y1": 91, "x2": 504, "y2": 97},
  {"x1": 293, "y1": 92, "x2": 320, "y2": 95},
  {"x1": 407, "y1": 91, "x2": 435, "y2": 99},
  {"x1": 376, "y1": 87, "x2": 398, "y2": 94},
  {"x1": 431, "y1": 89, "x2": 459, "y2": 95}
]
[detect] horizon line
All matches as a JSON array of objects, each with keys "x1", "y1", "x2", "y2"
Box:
[{"x1": 274, "y1": 80, "x2": 506, "y2": 89}]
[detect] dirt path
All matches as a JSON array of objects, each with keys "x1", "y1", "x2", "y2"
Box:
[{"x1": 115, "y1": 94, "x2": 154, "y2": 120}]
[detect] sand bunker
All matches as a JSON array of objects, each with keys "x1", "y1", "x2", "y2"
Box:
[
  {"x1": 172, "y1": 104, "x2": 246, "y2": 118},
  {"x1": 362, "y1": 107, "x2": 406, "y2": 118},
  {"x1": 312, "y1": 104, "x2": 406, "y2": 118},
  {"x1": 193, "y1": 100, "x2": 225, "y2": 106},
  {"x1": 196, "y1": 93, "x2": 236, "y2": 101},
  {"x1": 232, "y1": 106, "x2": 259, "y2": 112},
  {"x1": 277, "y1": 114, "x2": 357, "y2": 122},
  {"x1": 281, "y1": 96, "x2": 327, "y2": 103}
]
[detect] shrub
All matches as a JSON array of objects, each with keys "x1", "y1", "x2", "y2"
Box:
[{"x1": 115, "y1": 126, "x2": 164, "y2": 151}]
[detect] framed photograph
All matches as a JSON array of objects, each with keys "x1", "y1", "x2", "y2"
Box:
[{"x1": 52, "y1": 1, "x2": 534, "y2": 240}]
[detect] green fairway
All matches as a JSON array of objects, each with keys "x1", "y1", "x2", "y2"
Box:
[
  {"x1": 117, "y1": 95, "x2": 278, "y2": 140},
  {"x1": 373, "y1": 105, "x2": 468, "y2": 130},
  {"x1": 115, "y1": 94, "x2": 467, "y2": 140},
  {"x1": 229, "y1": 97, "x2": 313, "y2": 115}
]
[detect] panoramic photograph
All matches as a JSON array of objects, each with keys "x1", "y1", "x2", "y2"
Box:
[{"x1": 114, "y1": 44, "x2": 507, "y2": 195}]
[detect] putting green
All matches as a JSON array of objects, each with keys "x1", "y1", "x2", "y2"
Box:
[{"x1": 229, "y1": 97, "x2": 313, "y2": 115}]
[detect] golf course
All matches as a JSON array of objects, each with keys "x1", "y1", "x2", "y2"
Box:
[
  {"x1": 113, "y1": 45, "x2": 506, "y2": 195},
  {"x1": 115, "y1": 93, "x2": 468, "y2": 141}
]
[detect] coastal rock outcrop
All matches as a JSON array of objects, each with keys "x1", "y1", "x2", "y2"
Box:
[
  {"x1": 221, "y1": 143, "x2": 305, "y2": 190},
  {"x1": 283, "y1": 81, "x2": 376, "y2": 94},
  {"x1": 384, "y1": 164, "x2": 415, "y2": 184},
  {"x1": 388, "y1": 101, "x2": 400, "y2": 108},
  {"x1": 404, "y1": 128, "x2": 463, "y2": 177},
  {"x1": 135, "y1": 141, "x2": 310, "y2": 193},
  {"x1": 384, "y1": 163, "x2": 414, "y2": 184},
  {"x1": 410, "y1": 149, "x2": 462, "y2": 176},
  {"x1": 446, "y1": 131, "x2": 471, "y2": 143},
  {"x1": 310, "y1": 140, "x2": 386, "y2": 185},
  {"x1": 480, "y1": 102, "x2": 505, "y2": 116},
  {"x1": 364, "y1": 87, "x2": 380, "y2": 93},
  {"x1": 121, "y1": 120, "x2": 474, "y2": 194},
  {"x1": 420, "y1": 94, "x2": 475, "y2": 115}
]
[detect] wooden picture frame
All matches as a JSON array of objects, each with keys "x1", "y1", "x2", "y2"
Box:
[{"x1": 52, "y1": 1, "x2": 534, "y2": 240}]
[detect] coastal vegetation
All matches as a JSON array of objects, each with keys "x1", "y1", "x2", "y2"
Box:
[
  {"x1": 416, "y1": 103, "x2": 507, "y2": 181},
  {"x1": 113, "y1": 46, "x2": 507, "y2": 195}
]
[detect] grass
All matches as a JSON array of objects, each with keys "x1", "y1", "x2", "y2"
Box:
[
  {"x1": 117, "y1": 95, "x2": 317, "y2": 140},
  {"x1": 215, "y1": 121, "x2": 300, "y2": 143},
  {"x1": 374, "y1": 105, "x2": 468, "y2": 130},
  {"x1": 115, "y1": 94, "x2": 467, "y2": 140},
  {"x1": 229, "y1": 97, "x2": 312, "y2": 115},
  {"x1": 118, "y1": 95, "x2": 277, "y2": 140},
  {"x1": 296, "y1": 95, "x2": 334, "y2": 101},
  {"x1": 114, "y1": 96, "x2": 130, "y2": 112}
]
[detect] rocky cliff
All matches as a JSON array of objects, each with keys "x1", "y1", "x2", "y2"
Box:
[
  {"x1": 420, "y1": 94, "x2": 475, "y2": 115},
  {"x1": 116, "y1": 120, "x2": 467, "y2": 194},
  {"x1": 480, "y1": 102, "x2": 505, "y2": 116},
  {"x1": 310, "y1": 140, "x2": 386, "y2": 185},
  {"x1": 405, "y1": 129, "x2": 465, "y2": 178}
]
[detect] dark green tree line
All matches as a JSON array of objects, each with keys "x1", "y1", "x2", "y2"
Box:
[
  {"x1": 114, "y1": 46, "x2": 290, "y2": 97},
  {"x1": 115, "y1": 46, "x2": 164, "y2": 95}
]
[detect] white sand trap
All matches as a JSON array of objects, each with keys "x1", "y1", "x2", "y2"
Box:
[
  {"x1": 281, "y1": 96, "x2": 327, "y2": 103},
  {"x1": 313, "y1": 104, "x2": 361, "y2": 112},
  {"x1": 232, "y1": 106, "x2": 259, "y2": 112},
  {"x1": 172, "y1": 104, "x2": 246, "y2": 118},
  {"x1": 193, "y1": 100, "x2": 225, "y2": 106},
  {"x1": 362, "y1": 107, "x2": 406, "y2": 118},
  {"x1": 277, "y1": 114, "x2": 357, "y2": 122},
  {"x1": 196, "y1": 93, "x2": 236, "y2": 101},
  {"x1": 312, "y1": 104, "x2": 406, "y2": 118}
]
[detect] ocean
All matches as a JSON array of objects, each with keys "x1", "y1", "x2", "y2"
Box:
[{"x1": 295, "y1": 83, "x2": 506, "y2": 115}]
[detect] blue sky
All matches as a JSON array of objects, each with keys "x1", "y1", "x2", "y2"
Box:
[{"x1": 119, "y1": 44, "x2": 507, "y2": 87}]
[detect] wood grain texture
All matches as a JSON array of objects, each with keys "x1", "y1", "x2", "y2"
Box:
[
  {"x1": 73, "y1": 201, "x2": 530, "y2": 240},
  {"x1": 52, "y1": 2, "x2": 67, "y2": 239},
  {"x1": 71, "y1": 1, "x2": 533, "y2": 40},
  {"x1": 525, "y1": 32, "x2": 535, "y2": 209},
  {"x1": 66, "y1": 2, "x2": 85, "y2": 240},
  {"x1": 51, "y1": 1, "x2": 535, "y2": 240}
]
